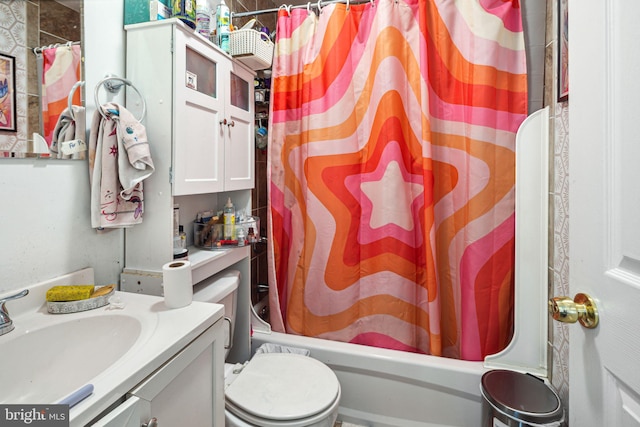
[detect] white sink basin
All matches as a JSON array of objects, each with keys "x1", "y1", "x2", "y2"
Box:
[
  {"x1": 1, "y1": 314, "x2": 141, "y2": 404},
  {"x1": 0, "y1": 268, "x2": 223, "y2": 426}
]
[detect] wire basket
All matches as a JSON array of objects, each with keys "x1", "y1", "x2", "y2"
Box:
[{"x1": 229, "y1": 29, "x2": 274, "y2": 70}]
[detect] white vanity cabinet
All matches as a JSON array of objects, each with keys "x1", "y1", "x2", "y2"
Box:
[
  {"x1": 126, "y1": 18, "x2": 255, "y2": 196},
  {"x1": 92, "y1": 320, "x2": 225, "y2": 427}
]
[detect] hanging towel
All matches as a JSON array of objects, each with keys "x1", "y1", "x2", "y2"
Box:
[
  {"x1": 40, "y1": 44, "x2": 82, "y2": 146},
  {"x1": 50, "y1": 106, "x2": 87, "y2": 159},
  {"x1": 88, "y1": 103, "x2": 155, "y2": 229}
]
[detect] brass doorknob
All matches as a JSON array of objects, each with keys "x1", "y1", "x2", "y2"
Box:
[{"x1": 548, "y1": 293, "x2": 599, "y2": 328}]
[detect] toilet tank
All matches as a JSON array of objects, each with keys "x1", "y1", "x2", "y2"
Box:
[{"x1": 193, "y1": 269, "x2": 240, "y2": 356}]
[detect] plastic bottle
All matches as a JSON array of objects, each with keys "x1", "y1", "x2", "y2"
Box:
[
  {"x1": 236, "y1": 226, "x2": 246, "y2": 246},
  {"x1": 223, "y1": 197, "x2": 236, "y2": 239},
  {"x1": 195, "y1": 0, "x2": 211, "y2": 38},
  {"x1": 216, "y1": 0, "x2": 230, "y2": 53}
]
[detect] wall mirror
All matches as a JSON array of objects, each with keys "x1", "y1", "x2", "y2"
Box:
[{"x1": 0, "y1": 0, "x2": 84, "y2": 159}]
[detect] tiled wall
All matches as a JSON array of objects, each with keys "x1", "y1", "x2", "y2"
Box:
[
  {"x1": 0, "y1": 0, "x2": 27, "y2": 152},
  {"x1": 0, "y1": 0, "x2": 81, "y2": 153},
  {"x1": 545, "y1": 0, "x2": 571, "y2": 419}
]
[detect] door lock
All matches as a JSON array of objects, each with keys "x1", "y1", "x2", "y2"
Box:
[{"x1": 548, "y1": 293, "x2": 599, "y2": 328}]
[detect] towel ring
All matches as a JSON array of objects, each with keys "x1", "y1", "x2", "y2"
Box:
[
  {"x1": 67, "y1": 80, "x2": 85, "y2": 121},
  {"x1": 94, "y1": 76, "x2": 146, "y2": 122}
]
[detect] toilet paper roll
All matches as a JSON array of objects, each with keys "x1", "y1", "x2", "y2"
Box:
[{"x1": 162, "y1": 260, "x2": 193, "y2": 309}]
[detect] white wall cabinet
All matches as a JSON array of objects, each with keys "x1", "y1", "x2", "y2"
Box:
[
  {"x1": 92, "y1": 320, "x2": 225, "y2": 426},
  {"x1": 126, "y1": 18, "x2": 255, "y2": 196},
  {"x1": 123, "y1": 19, "x2": 255, "y2": 270}
]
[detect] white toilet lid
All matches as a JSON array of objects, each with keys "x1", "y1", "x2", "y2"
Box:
[{"x1": 225, "y1": 353, "x2": 340, "y2": 422}]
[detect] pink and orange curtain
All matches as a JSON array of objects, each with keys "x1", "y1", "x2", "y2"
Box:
[
  {"x1": 267, "y1": 0, "x2": 527, "y2": 360},
  {"x1": 40, "y1": 44, "x2": 82, "y2": 146}
]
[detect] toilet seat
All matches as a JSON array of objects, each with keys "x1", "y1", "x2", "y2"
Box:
[{"x1": 225, "y1": 353, "x2": 341, "y2": 426}]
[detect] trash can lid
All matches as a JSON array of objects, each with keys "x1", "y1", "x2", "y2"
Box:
[{"x1": 480, "y1": 370, "x2": 564, "y2": 424}]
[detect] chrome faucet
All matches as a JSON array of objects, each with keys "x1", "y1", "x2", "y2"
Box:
[{"x1": 0, "y1": 289, "x2": 29, "y2": 336}]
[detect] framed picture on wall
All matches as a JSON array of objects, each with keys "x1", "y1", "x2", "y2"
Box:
[
  {"x1": 558, "y1": 0, "x2": 569, "y2": 102},
  {"x1": 0, "y1": 52, "x2": 16, "y2": 132}
]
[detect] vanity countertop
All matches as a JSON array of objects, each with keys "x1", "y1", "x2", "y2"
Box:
[{"x1": 0, "y1": 268, "x2": 223, "y2": 426}]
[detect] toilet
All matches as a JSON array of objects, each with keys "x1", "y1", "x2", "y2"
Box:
[{"x1": 193, "y1": 270, "x2": 342, "y2": 427}]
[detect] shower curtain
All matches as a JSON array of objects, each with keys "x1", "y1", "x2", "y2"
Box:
[
  {"x1": 267, "y1": 0, "x2": 527, "y2": 360},
  {"x1": 39, "y1": 44, "x2": 82, "y2": 146}
]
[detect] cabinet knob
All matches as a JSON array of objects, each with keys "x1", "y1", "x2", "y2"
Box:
[
  {"x1": 219, "y1": 118, "x2": 227, "y2": 126},
  {"x1": 228, "y1": 120, "x2": 235, "y2": 127}
]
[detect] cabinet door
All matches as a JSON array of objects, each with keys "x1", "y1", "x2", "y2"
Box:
[
  {"x1": 173, "y1": 27, "x2": 225, "y2": 195},
  {"x1": 129, "y1": 321, "x2": 225, "y2": 427},
  {"x1": 92, "y1": 396, "x2": 146, "y2": 427},
  {"x1": 224, "y1": 63, "x2": 255, "y2": 191}
]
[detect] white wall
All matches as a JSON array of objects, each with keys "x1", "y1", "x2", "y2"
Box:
[{"x1": 0, "y1": 0, "x2": 126, "y2": 293}]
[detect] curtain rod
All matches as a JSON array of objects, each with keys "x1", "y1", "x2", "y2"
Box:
[
  {"x1": 33, "y1": 41, "x2": 80, "y2": 55},
  {"x1": 232, "y1": 0, "x2": 373, "y2": 18}
]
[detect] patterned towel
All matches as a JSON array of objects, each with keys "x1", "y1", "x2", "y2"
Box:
[
  {"x1": 50, "y1": 106, "x2": 86, "y2": 159},
  {"x1": 88, "y1": 103, "x2": 154, "y2": 229}
]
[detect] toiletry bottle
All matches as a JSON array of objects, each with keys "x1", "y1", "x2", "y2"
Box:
[
  {"x1": 247, "y1": 227, "x2": 256, "y2": 243},
  {"x1": 195, "y1": 0, "x2": 211, "y2": 38},
  {"x1": 216, "y1": 0, "x2": 230, "y2": 53},
  {"x1": 223, "y1": 197, "x2": 235, "y2": 239},
  {"x1": 236, "y1": 227, "x2": 246, "y2": 246}
]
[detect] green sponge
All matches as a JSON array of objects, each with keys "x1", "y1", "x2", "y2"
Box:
[{"x1": 46, "y1": 285, "x2": 95, "y2": 302}]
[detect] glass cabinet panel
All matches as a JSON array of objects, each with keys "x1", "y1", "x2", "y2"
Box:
[
  {"x1": 185, "y1": 46, "x2": 217, "y2": 98},
  {"x1": 229, "y1": 72, "x2": 249, "y2": 111}
]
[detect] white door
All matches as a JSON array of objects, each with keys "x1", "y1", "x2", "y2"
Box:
[
  {"x1": 224, "y1": 63, "x2": 255, "y2": 191},
  {"x1": 568, "y1": 0, "x2": 640, "y2": 425}
]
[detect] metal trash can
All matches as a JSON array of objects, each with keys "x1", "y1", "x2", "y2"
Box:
[{"x1": 480, "y1": 370, "x2": 565, "y2": 426}]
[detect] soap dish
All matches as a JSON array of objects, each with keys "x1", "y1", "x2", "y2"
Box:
[{"x1": 47, "y1": 287, "x2": 116, "y2": 314}]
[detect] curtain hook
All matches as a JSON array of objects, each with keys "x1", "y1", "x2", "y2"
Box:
[
  {"x1": 307, "y1": 1, "x2": 312, "y2": 15},
  {"x1": 346, "y1": 0, "x2": 350, "y2": 10},
  {"x1": 316, "y1": 0, "x2": 323, "y2": 13},
  {"x1": 370, "y1": 0, "x2": 375, "y2": 7},
  {"x1": 278, "y1": 4, "x2": 291, "y2": 16}
]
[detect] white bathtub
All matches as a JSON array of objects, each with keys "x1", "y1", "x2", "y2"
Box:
[{"x1": 252, "y1": 330, "x2": 485, "y2": 427}]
